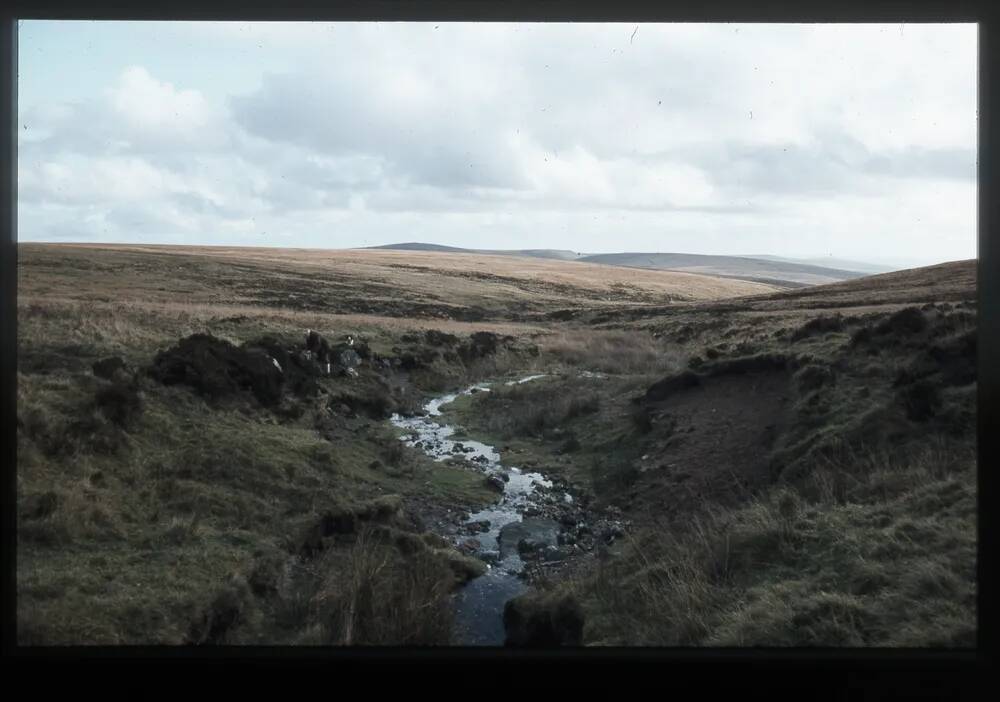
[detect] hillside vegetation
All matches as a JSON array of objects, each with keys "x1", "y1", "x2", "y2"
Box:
[{"x1": 16, "y1": 244, "x2": 976, "y2": 646}]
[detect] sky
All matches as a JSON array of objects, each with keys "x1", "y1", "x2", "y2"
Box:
[{"x1": 17, "y1": 21, "x2": 978, "y2": 267}]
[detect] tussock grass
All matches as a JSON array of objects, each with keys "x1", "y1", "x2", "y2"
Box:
[
  {"x1": 567, "y1": 441, "x2": 976, "y2": 647},
  {"x1": 309, "y1": 527, "x2": 455, "y2": 645},
  {"x1": 538, "y1": 330, "x2": 685, "y2": 377},
  {"x1": 473, "y1": 381, "x2": 602, "y2": 441}
]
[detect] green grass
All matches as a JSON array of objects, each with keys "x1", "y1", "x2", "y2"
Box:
[
  {"x1": 16, "y1": 310, "x2": 498, "y2": 644},
  {"x1": 17, "y1": 249, "x2": 978, "y2": 647},
  {"x1": 564, "y1": 441, "x2": 976, "y2": 646}
]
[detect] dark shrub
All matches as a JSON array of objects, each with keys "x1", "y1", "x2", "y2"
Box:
[
  {"x1": 425, "y1": 329, "x2": 459, "y2": 346},
  {"x1": 644, "y1": 370, "x2": 702, "y2": 402},
  {"x1": 95, "y1": 380, "x2": 142, "y2": 428},
  {"x1": 795, "y1": 364, "x2": 834, "y2": 393},
  {"x1": 928, "y1": 329, "x2": 977, "y2": 387},
  {"x1": 850, "y1": 326, "x2": 874, "y2": 347},
  {"x1": 700, "y1": 353, "x2": 790, "y2": 377},
  {"x1": 899, "y1": 380, "x2": 943, "y2": 421},
  {"x1": 21, "y1": 491, "x2": 59, "y2": 520},
  {"x1": 631, "y1": 406, "x2": 654, "y2": 434},
  {"x1": 790, "y1": 315, "x2": 845, "y2": 342},
  {"x1": 458, "y1": 331, "x2": 503, "y2": 361},
  {"x1": 186, "y1": 579, "x2": 250, "y2": 645},
  {"x1": 558, "y1": 436, "x2": 582, "y2": 454},
  {"x1": 92, "y1": 356, "x2": 128, "y2": 379},
  {"x1": 565, "y1": 395, "x2": 600, "y2": 419},
  {"x1": 149, "y1": 333, "x2": 285, "y2": 406},
  {"x1": 875, "y1": 307, "x2": 928, "y2": 336}
]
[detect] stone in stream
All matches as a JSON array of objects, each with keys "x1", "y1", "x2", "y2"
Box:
[
  {"x1": 559, "y1": 513, "x2": 578, "y2": 528},
  {"x1": 459, "y1": 537, "x2": 482, "y2": 554},
  {"x1": 541, "y1": 546, "x2": 570, "y2": 563},
  {"x1": 498, "y1": 518, "x2": 560, "y2": 559},
  {"x1": 478, "y1": 550, "x2": 501, "y2": 566},
  {"x1": 485, "y1": 476, "x2": 506, "y2": 493}
]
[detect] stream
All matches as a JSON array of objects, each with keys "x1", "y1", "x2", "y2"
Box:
[{"x1": 389, "y1": 374, "x2": 572, "y2": 645}]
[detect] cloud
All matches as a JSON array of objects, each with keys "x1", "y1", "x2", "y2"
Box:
[{"x1": 16, "y1": 22, "x2": 977, "y2": 264}]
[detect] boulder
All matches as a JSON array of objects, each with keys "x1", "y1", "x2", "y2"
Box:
[
  {"x1": 498, "y1": 518, "x2": 560, "y2": 559},
  {"x1": 335, "y1": 347, "x2": 362, "y2": 370}
]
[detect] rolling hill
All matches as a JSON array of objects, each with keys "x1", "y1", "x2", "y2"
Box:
[{"x1": 369, "y1": 243, "x2": 873, "y2": 287}]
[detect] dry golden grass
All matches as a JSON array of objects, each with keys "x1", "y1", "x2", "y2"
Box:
[{"x1": 30, "y1": 242, "x2": 780, "y2": 303}]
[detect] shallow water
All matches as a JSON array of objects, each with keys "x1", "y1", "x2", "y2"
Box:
[{"x1": 389, "y1": 374, "x2": 566, "y2": 645}]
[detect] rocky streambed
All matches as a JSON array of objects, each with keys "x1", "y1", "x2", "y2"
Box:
[{"x1": 390, "y1": 374, "x2": 628, "y2": 645}]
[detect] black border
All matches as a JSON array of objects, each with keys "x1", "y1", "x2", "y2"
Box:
[{"x1": 1, "y1": 0, "x2": 995, "y2": 689}]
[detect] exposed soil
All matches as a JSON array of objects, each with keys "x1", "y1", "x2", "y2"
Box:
[{"x1": 631, "y1": 368, "x2": 794, "y2": 516}]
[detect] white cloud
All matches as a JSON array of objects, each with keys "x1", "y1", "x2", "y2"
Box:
[{"x1": 16, "y1": 22, "x2": 977, "y2": 265}]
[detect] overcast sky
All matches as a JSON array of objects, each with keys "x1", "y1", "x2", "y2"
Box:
[{"x1": 17, "y1": 21, "x2": 977, "y2": 267}]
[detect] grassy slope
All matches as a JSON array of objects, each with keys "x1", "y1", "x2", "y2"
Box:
[
  {"x1": 16, "y1": 245, "x2": 977, "y2": 646},
  {"x1": 435, "y1": 270, "x2": 978, "y2": 647}
]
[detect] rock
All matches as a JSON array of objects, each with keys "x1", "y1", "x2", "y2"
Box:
[
  {"x1": 459, "y1": 537, "x2": 482, "y2": 554},
  {"x1": 541, "y1": 546, "x2": 569, "y2": 562},
  {"x1": 557, "y1": 532, "x2": 576, "y2": 546},
  {"x1": 335, "y1": 348, "x2": 362, "y2": 370},
  {"x1": 453, "y1": 443, "x2": 466, "y2": 453},
  {"x1": 467, "y1": 520, "x2": 491, "y2": 533},
  {"x1": 517, "y1": 538, "x2": 537, "y2": 555},
  {"x1": 485, "y1": 476, "x2": 506, "y2": 493},
  {"x1": 498, "y1": 518, "x2": 560, "y2": 559},
  {"x1": 601, "y1": 522, "x2": 626, "y2": 543},
  {"x1": 478, "y1": 550, "x2": 501, "y2": 566},
  {"x1": 498, "y1": 472, "x2": 510, "y2": 483},
  {"x1": 503, "y1": 593, "x2": 584, "y2": 647}
]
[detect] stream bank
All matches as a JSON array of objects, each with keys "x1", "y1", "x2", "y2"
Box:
[{"x1": 390, "y1": 374, "x2": 627, "y2": 645}]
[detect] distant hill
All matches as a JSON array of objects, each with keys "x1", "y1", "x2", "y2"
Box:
[
  {"x1": 746, "y1": 255, "x2": 895, "y2": 275},
  {"x1": 573, "y1": 252, "x2": 867, "y2": 287},
  {"x1": 369, "y1": 243, "x2": 872, "y2": 287},
  {"x1": 368, "y1": 242, "x2": 583, "y2": 261}
]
